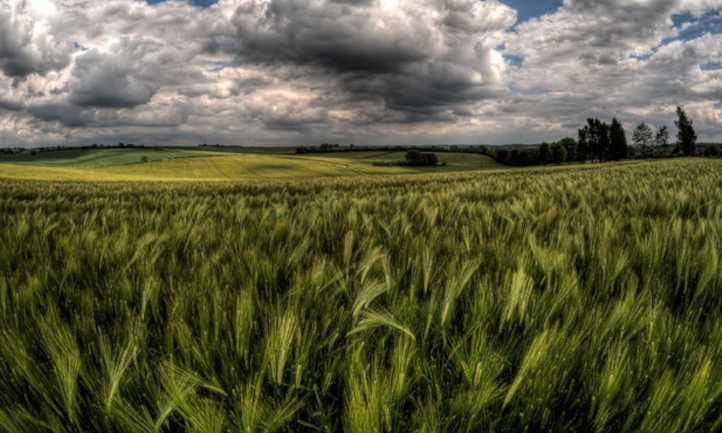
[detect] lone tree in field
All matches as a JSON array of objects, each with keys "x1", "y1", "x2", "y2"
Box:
[
  {"x1": 609, "y1": 118, "x2": 628, "y2": 160},
  {"x1": 675, "y1": 106, "x2": 697, "y2": 156},
  {"x1": 633, "y1": 123, "x2": 654, "y2": 157}
]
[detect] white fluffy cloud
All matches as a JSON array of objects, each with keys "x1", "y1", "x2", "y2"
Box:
[
  {"x1": 0, "y1": 0, "x2": 720, "y2": 147},
  {"x1": 500, "y1": 0, "x2": 722, "y2": 141}
]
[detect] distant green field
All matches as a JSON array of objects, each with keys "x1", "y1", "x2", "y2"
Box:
[
  {"x1": 0, "y1": 148, "x2": 221, "y2": 168},
  {"x1": 0, "y1": 150, "x2": 503, "y2": 181}
]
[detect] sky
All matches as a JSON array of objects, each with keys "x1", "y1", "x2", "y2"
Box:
[{"x1": 0, "y1": 0, "x2": 720, "y2": 147}]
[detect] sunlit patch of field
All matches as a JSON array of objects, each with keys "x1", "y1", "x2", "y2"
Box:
[{"x1": 0, "y1": 152, "x2": 503, "y2": 181}]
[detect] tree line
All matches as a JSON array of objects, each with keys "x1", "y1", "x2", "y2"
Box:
[{"x1": 495, "y1": 106, "x2": 718, "y2": 166}]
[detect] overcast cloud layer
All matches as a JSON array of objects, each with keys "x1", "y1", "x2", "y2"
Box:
[{"x1": 0, "y1": 0, "x2": 720, "y2": 147}]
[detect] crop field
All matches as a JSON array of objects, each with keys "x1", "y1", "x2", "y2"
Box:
[
  {"x1": 0, "y1": 151, "x2": 502, "y2": 181},
  {"x1": 0, "y1": 148, "x2": 221, "y2": 168},
  {"x1": 0, "y1": 158, "x2": 721, "y2": 433}
]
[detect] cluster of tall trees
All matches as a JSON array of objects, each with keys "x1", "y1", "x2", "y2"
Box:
[
  {"x1": 494, "y1": 138, "x2": 577, "y2": 166},
  {"x1": 495, "y1": 106, "x2": 708, "y2": 166},
  {"x1": 577, "y1": 117, "x2": 628, "y2": 162},
  {"x1": 494, "y1": 116, "x2": 630, "y2": 166},
  {"x1": 631, "y1": 107, "x2": 698, "y2": 157},
  {"x1": 495, "y1": 116, "x2": 632, "y2": 166},
  {"x1": 631, "y1": 123, "x2": 669, "y2": 157}
]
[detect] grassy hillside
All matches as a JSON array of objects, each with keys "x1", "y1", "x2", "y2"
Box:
[
  {"x1": 0, "y1": 151, "x2": 502, "y2": 181},
  {"x1": 0, "y1": 158, "x2": 721, "y2": 433},
  {"x1": 0, "y1": 147, "x2": 221, "y2": 168}
]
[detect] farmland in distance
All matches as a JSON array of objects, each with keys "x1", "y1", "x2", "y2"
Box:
[{"x1": 0, "y1": 149, "x2": 502, "y2": 181}]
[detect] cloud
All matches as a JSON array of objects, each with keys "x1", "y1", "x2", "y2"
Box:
[
  {"x1": 506, "y1": 0, "x2": 681, "y2": 70},
  {"x1": 27, "y1": 103, "x2": 92, "y2": 128},
  {"x1": 0, "y1": 0, "x2": 720, "y2": 147},
  {"x1": 0, "y1": 0, "x2": 73, "y2": 78},
  {"x1": 228, "y1": 0, "x2": 516, "y2": 121},
  {"x1": 0, "y1": 97, "x2": 22, "y2": 111},
  {"x1": 500, "y1": 0, "x2": 722, "y2": 140},
  {"x1": 69, "y1": 49, "x2": 159, "y2": 108}
]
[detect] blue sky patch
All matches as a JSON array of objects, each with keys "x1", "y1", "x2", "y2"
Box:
[
  {"x1": 504, "y1": 54, "x2": 523, "y2": 68},
  {"x1": 667, "y1": 10, "x2": 722, "y2": 43},
  {"x1": 509, "y1": 83, "x2": 548, "y2": 96},
  {"x1": 630, "y1": 53, "x2": 653, "y2": 62},
  {"x1": 672, "y1": 11, "x2": 697, "y2": 28},
  {"x1": 499, "y1": 0, "x2": 562, "y2": 24},
  {"x1": 701, "y1": 62, "x2": 722, "y2": 71},
  {"x1": 209, "y1": 57, "x2": 239, "y2": 73}
]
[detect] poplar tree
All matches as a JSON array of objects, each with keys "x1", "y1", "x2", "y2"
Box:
[
  {"x1": 577, "y1": 127, "x2": 589, "y2": 161},
  {"x1": 675, "y1": 106, "x2": 697, "y2": 156},
  {"x1": 609, "y1": 118, "x2": 628, "y2": 160},
  {"x1": 598, "y1": 120, "x2": 610, "y2": 162},
  {"x1": 587, "y1": 119, "x2": 599, "y2": 161}
]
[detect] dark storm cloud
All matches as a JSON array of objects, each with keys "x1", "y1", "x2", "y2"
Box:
[
  {"x1": 0, "y1": 97, "x2": 22, "y2": 111},
  {"x1": 69, "y1": 49, "x2": 159, "y2": 108},
  {"x1": 26, "y1": 101, "x2": 193, "y2": 129},
  {"x1": 231, "y1": 1, "x2": 428, "y2": 73},
  {"x1": 229, "y1": 0, "x2": 516, "y2": 121},
  {"x1": 0, "y1": 1, "x2": 72, "y2": 78},
  {"x1": 264, "y1": 118, "x2": 311, "y2": 132},
  {"x1": 28, "y1": 103, "x2": 92, "y2": 128}
]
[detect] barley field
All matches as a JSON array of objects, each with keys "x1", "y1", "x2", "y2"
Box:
[
  {"x1": 0, "y1": 158, "x2": 721, "y2": 433},
  {"x1": 0, "y1": 150, "x2": 502, "y2": 181}
]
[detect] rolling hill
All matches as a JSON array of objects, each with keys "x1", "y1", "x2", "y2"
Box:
[{"x1": 0, "y1": 149, "x2": 503, "y2": 181}]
